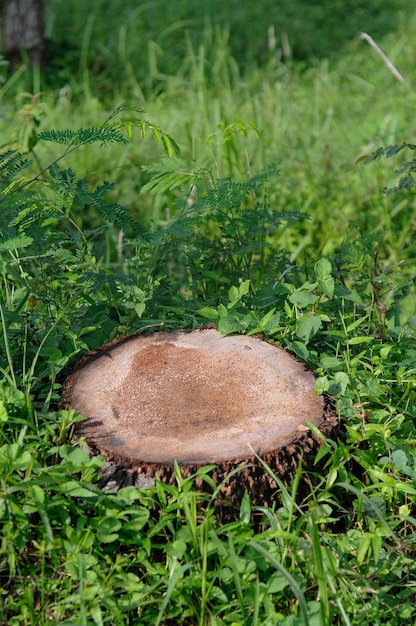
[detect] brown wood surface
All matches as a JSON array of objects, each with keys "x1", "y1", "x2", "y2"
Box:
[{"x1": 66, "y1": 329, "x2": 327, "y2": 463}]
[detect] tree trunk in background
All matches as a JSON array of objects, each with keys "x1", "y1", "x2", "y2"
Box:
[{"x1": 2, "y1": 0, "x2": 45, "y2": 68}]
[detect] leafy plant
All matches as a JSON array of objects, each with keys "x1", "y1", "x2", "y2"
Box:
[
  {"x1": 2, "y1": 10, "x2": 416, "y2": 621},
  {"x1": 133, "y1": 162, "x2": 307, "y2": 309},
  {"x1": 0, "y1": 106, "x2": 180, "y2": 398}
]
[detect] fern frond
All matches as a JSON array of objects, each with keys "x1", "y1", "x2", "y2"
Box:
[
  {"x1": 38, "y1": 116, "x2": 179, "y2": 158},
  {"x1": 38, "y1": 126, "x2": 129, "y2": 148},
  {"x1": 102, "y1": 104, "x2": 180, "y2": 155},
  {"x1": 141, "y1": 158, "x2": 198, "y2": 194},
  {"x1": 206, "y1": 120, "x2": 259, "y2": 144},
  {"x1": 109, "y1": 118, "x2": 180, "y2": 157},
  {"x1": 0, "y1": 234, "x2": 33, "y2": 251},
  {"x1": 74, "y1": 179, "x2": 136, "y2": 231},
  {"x1": 190, "y1": 164, "x2": 281, "y2": 214},
  {"x1": 364, "y1": 142, "x2": 416, "y2": 193},
  {"x1": 0, "y1": 150, "x2": 32, "y2": 188},
  {"x1": 364, "y1": 142, "x2": 416, "y2": 163},
  {"x1": 37, "y1": 129, "x2": 79, "y2": 145},
  {"x1": 48, "y1": 164, "x2": 77, "y2": 188},
  {"x1": 137, "y1": 164, "x2": 308, "y2": 300}
]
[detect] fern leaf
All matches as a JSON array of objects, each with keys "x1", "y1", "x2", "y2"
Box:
[
  {"x1": 0, "y1": 235, "x2": 33, "y2": 251},
  {"x1": 110, "y1": 118, "x2": 180, "y2": 157},
  {"x1": 74, "y1": 179, "x2": 136, "y2": 231},
  {"x1": 37, "y1": 129, "x2": 78, "y2": 145},
  {"x1": 38, "y1": 126, "x2": 128, "y2": 148},
  {"x1": 141, "y1": 171, "x2": 195, "y2": 195},
  {"x1": 0, "y1": 150, "x2": 32, "y2": 188},
  {"x1": 364, "y1": 142, "x2": 416, "y2": 163}
]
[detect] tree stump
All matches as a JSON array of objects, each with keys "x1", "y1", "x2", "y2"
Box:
[{"x1": 63, "y1": 329, "x2": 337, "y2": 505}]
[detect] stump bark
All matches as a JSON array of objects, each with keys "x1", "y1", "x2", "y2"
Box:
[
  {"x1": 63, "y1": 329, "x2": 337, "y2": 504},
  {"x1": 2, "y1": 0, "x2": 45, "y2": 68}
]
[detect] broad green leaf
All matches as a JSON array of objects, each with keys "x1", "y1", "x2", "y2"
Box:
[
  {"x1": 28, "y1": 485, "x2": 45, "y2": 505},
  {"x1": 346, "y1": 314, "x2": 370, "y2": 333},
  {"x1": 218, "y1": 315, "x2": 247, "y2": 335},
  {"x1": 391, "y1": 449, "x2": 414, "y2": 477},
  {"x1": 317, "y1": 372, "x2": 350, "y2": 397},
  {"x1": 0, "y1": 401, "x2": 8, "y2": 423},
  {"x1": 96, "y1": 517, "x2": 122, "y2": 543},
  {"x1": 268, "y1": 573, "x2": 289, "y2": 593},
  {"x1": 315, "y1": 376, "x2": 329, "y2": 394},
  {"x1": 228, "y1": 285, "x2": 240, "y2": 304},
  {"x1": 239, "y1": 279, "x2": 250, "y2": 296},
  {"x1": 291, "y1": 341, "x2": 310, "y2": 360},
  {"x1": 0, "y1": 384, "x2": 26, "y2": 409},
  {"x1": 314, "y1": 257, "x2": 332, "y2": 280},
  {"x1": 165, "y1": 539, "x2": 187, "y2": 559},
  {"x1": 59, "y1": 445, "x2": 92, "y2": 467},
  {"x1": 328, "y1": 372, "x2": 350, "y2": 396},
  {"x1": 296, "y1": 315, "x2": 322, "y2": 343},
  {"x1": 116, "y1": 486, "x2": 148, "y2": 502},
  {"x1": 135, "y1": 302, "x2": 146, "y2": 317},
  {"x1": 239, "y1": 490, "x2": 251, "y2": 524},
  {"x1": 347, "y1": 336, "x2": 373, "y2": 345},
  {"x1": 318, "y1": 313, "x2": 331, "y2": 322},
  {"x1": 260, "y1": 308, "x2": 277, "y2": 327},
  {"x1": 78, "y1": 325, "x2": 99, "y2": 337},
  {"x1": 123, "y1": 507, "x2": 150, "y2": 532},
  {"x1": 61, "y1": 480, "x2": 99, "y2": 498},
  {"x1": 64, "y1": 553, "x2": 98, "y2": 578},
  {"x1": 0, "y1": 444, "x2": 32, "y2": 471},
  {"x1": 357, "y1": 533, "x2": 371, "y2": 565},
  {"x1": 334, "y1": 284, "x2": 363, "y2": 304},
  {"x1": 319, "y1": 355, "x2": 343, "y2": 369},
  {"x1": 318, "y1": 276, "x2": 334, "y2": 298},
  {"x1": 289, "y1": 290, "x2": 318, "y2": 308},
  {"x1": 218, "y1": 303, "x2": 228, "y2": 318}
]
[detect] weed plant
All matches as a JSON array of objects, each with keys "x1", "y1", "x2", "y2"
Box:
[{"x1": 1, "y1": 6, "x2": 416, "y2": 626}]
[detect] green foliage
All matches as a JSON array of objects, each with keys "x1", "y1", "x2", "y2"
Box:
[
  {"x1": 134, "y1": 163, "x2": 306, "y2": 307},
  {"x1": 0, "y1": 107, "x2": 182, "y2": 414},
  {"x1": 42, "y1": 0, "x2": 409, "y2": 97},
  {"x1": 364, "y1": 141, "x2": 416, "y2": 193},
  {"x1": 1, "y1": 9, "x2": 416, "y2": 623},
  {"x1": 1, "y1": 111, "x2": 416, "y2": 622}
]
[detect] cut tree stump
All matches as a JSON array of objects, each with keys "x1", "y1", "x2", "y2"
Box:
[{"x1": 63, "y1": 329, "x2": 337, "y2": 505}]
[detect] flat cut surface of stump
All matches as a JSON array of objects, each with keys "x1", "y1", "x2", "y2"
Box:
[{"x1": 65, "y1": 329, "x2": 326, "y2": 465}]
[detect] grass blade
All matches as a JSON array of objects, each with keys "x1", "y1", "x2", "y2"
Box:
[
  {"x1": 154, "y1": 562, "x2": 194, "y2": 626},
  {"x1": 0, "y1": 304, "x2": 17, "y2": 387},
  {"x1": 228, "y1": 535, "x2": 247, "y2": 622},
  {"x1": 249, "y1": 540, "x2": 310, "y2": 626}
]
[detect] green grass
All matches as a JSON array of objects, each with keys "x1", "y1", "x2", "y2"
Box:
[{"x1": 1, "y1": 2, "x2": 416, "y2": 624}]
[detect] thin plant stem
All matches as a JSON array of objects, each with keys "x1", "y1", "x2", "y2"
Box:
[{"x1": 360, "y1": 33, "x2": 408, "y2": 85}]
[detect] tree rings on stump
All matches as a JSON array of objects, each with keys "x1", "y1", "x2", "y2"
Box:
[{"x1": 63, "y1": 329, "x2": 337, "y2": 504}]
